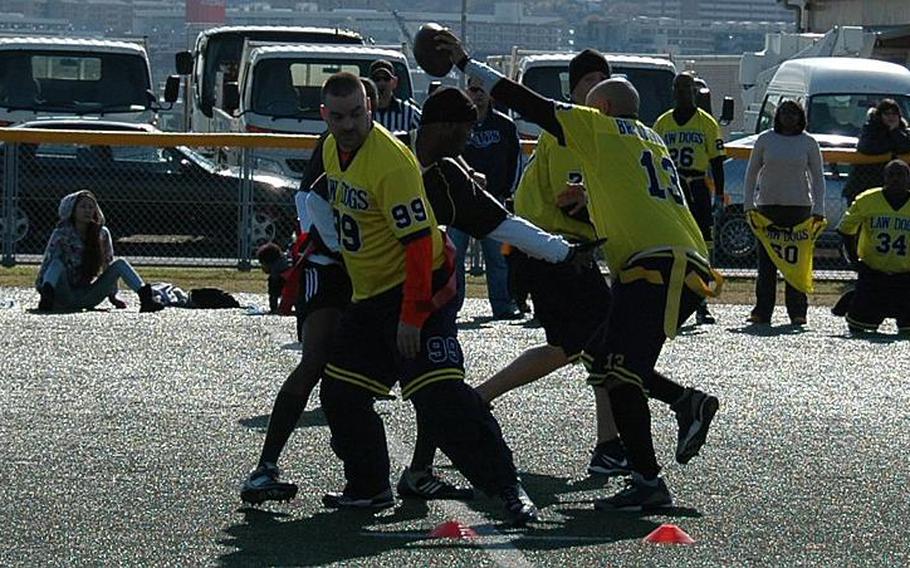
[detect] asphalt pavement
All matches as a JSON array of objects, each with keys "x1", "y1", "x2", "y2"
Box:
[{"x1": 1, "y1": 287, "x2": 907, "y2": 567}]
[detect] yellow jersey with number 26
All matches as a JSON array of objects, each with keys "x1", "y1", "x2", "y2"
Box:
[
  {"x1": 322, "y1": 124, "x2": 444, "y2": 300},
  {"x1": 653, "y1": 108, "x2": 724, "y2": 174},
  {"x1": 554, "y1": 105, "x2": 708, "y2": 272}
]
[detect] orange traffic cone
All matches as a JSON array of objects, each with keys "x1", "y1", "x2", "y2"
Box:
[
  {"x1": 428, "y1": 520, "x2": 478, "y2": 540},
  {"x1": 643, "y1": 523, "x2": 695, "y2": 544}
]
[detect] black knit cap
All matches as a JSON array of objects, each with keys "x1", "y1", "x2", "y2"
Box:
[
  {"x1": 420, "y1": 87, "x2": 478, "y2": 126},
  {"x1": 569, "y1": 49, "x2": 611, "y2": 94}
]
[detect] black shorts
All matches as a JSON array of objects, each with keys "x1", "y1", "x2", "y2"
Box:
[
  {"x1": 296, "y1": 261, "x2": 352, "y2": 321},
  {"x1": 512, "y1": 254, "x2": 612, "y2": 359},
  {"x1": 846, "y1": 264, "x2": 910, "y2": 332},
  {"x1": 323, "y1": 269, "x2": 465, "y2": 400},
  {"x1": 581, "y1": 254, "x2": 708, "y2": 391},
  {"x1": 681, "y1": 176, "x2": 712, "y2": 243}
]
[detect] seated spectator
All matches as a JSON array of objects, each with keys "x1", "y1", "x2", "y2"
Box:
[
  {"x1": 844, "y1": 99, "x2": 910, "y2": 203},
  {"x1": 35, "y1": 190, "x2": 163, "y2": 313},
  {"x1": 837, "y1": 159, "x2": 910, "y2": 336},
  {"x1": 256, "y1": 242, "x2": 290, "y2": 314}
]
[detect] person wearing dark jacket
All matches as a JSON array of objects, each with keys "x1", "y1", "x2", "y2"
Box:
[
  {"x1": 844, "y1": 99, "x2": 910, "y2": 204},
  {"x1": 453, "y1": 77, "x2": 523, "y2": 319}
]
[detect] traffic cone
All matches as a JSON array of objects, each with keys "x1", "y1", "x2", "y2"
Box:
[
  {"x1": 427, "y1": 520, "x2": 478, "y2": 539},
  {"x1": 643, "y1": 523, "x2": 695, "y2": 544}
]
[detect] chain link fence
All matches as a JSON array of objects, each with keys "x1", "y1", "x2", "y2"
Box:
[
  {"x1": 1, "y1": 128, "x2": 309, "y2": 268},
  {"x1": 0, "y1": 128, "x2": 897, "y2": 279}
]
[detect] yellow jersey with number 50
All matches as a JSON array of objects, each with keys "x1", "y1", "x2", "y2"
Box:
[
  {"x1": 554, "y1": 105, "x2": 708, "y2": 271},
  {"x1": 653, "y1": 108, "x2": 724, "y2": 174},
  {"x1": 837, "y1": 188, "x2": 910, "y2": 274},
  {"x1": 323, "y1": 124, "x2": 444, "y2": 300}
]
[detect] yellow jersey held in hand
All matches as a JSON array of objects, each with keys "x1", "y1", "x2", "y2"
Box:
[
  {"x1": 837, "y1": 188, "x2": 910, "y2": 274},
  {"x1": 322, "y1": 124, "x2": 444, "y2": 300},
  {"x1": 653, "y1": 108, "x2": 725, "y2": 174},
  {"x1": 514, "y1": 130, "x2": 597, "y2": 242},
  {"x1": 554, "y1": 105, "x2": 709, "y2": 272},
  {"x1": 748, "y1": 210, "x2": 827, "y2": 293}
]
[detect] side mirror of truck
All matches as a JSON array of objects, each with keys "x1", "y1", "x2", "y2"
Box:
[
  {"x1": 164, "y1": 75, "x2": 181, "y2": 104},
  {"x1": 223, "y1": 82, "x2": 240, "y2": 114},
  {"x1": 720, "y1": 97, "x2": 735, "y2": 126},
  {"x1": 175, "y1": 51, "x2": 193, "y2": 75}
]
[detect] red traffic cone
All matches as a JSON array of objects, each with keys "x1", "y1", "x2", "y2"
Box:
[
  {"x1": 428, "y1": 520, "x2": 478, "y2": 540},
  {"x1": 644, "y1": 523, "x2": 695, "y2": 544}
]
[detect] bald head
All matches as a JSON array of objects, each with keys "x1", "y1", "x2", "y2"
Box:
[{"x1": 585, "y1": 78, "x2": 640, "y2": 118}]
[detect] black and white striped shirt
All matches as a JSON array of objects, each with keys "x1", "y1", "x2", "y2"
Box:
[{"x1": 373, "y1": 97, "x2": 422, "y2": 132}]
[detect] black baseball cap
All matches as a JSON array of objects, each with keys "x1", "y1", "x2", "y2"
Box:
[{"x1": 369, "y1": 59, "x2": 396, "y2": 80}]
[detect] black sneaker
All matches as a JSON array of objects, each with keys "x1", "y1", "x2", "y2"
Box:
[
  {"x1": 322, "y1": 487, "x2": 395, "y2": 510},
  {"x1": 37, "y1": 283, "x2": 55, "y2": 312},
  {"x1": 594, "y1": 475, "x2": 673, "y2": 511},
  {"x1": 587, "y1": 440, "x2": 631, "y2": 477},
  {"x1": 396, "y1": 467, "x2": 474, "y2": 500},
  {"x1": 240, "y1": 463, "x2": 298, "y2": 505},
  {"x1": 673, "y1": 388, "x2": 719, "y2": 465},
  {"x1": 695, "y1": 303, "x2": 716, "y2": 325},
  {"x1": 499, "y1": 484, "x2": 539, "y2": 527}
]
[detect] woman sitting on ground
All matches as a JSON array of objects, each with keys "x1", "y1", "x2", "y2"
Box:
[{"x1": 35, "y1": 190, "x2": 163, "y2": 313}]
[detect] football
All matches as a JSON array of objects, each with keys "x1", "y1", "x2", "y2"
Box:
[{"x1": 414, "y1": 23, "x2": 453, "y2": 78}]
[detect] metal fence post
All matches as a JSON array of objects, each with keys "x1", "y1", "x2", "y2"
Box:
[
  {"x1": 237, "y1": 147, "x2": 253, "y2": 271},
  {"x1": 2, "y1": 143, "x2": 19, "y2": 267}
]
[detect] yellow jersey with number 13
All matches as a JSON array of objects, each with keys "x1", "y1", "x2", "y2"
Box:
[
  {"x1": 322, "y1": 124, "x2": 444, "y2": 300},
  {"x1": 554, "y1": 105, "x2": 708, "y2": 272}
]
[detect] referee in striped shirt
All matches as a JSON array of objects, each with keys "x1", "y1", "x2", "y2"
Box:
[{"x1": 369, "y1": 59, "x2": 422, "y2": 132}]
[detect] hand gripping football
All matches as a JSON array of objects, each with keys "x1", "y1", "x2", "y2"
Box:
[{"x1": 414, "y1": 23, "x2": 453, "y2": 78}]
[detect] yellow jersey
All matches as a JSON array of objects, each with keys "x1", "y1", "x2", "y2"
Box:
[
  {"x1": 748, "y1": 211, "x2": 827, "y2": 293},
  {"x1": 837, "y1": 188, "x2": 910, "y2": 274},
  {"x1": 554, "y1": 105, "x2": 709, "y2": 271},
  {"x1": 322, "y1": 124, "x2": 445, "y2": 300},
  {"x1": 653, "y1": 108, "x2": 724, "y2": 174},
  {"x1": 514, "y1": 131, "x2": 597, "y2": 242}
]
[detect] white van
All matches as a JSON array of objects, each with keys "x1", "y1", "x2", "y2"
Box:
[
  {"x1": 752, "y1": 57, "x2": 910, "y2": 136},
  {"x1": 511, "y1": 53, "x2": 677, "y2": 138},
  {"x1": 222, "y1": 44, "x2": 413, "y2": 177},
  {"x1": 717, "y1": 57, "x2": 910, "y2": 265},
  {"x1": 0, "y1": 37, "x2": 168, "y2": 126}
]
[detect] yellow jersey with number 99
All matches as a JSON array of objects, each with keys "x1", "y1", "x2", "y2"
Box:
[
  {"x1": 323, "y1": 124, "x2": 444, "y2": 300},
  {"x1": 837, "y1": 188, "x2": 910, "y2": 274},
  {"x1": 554, "y1": 105, "x2": 708, "y2": 271}
]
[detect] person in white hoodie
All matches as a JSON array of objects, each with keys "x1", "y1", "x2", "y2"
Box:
[{"x1": 35, "y1": 190, "x2": 163, "y2": 313}]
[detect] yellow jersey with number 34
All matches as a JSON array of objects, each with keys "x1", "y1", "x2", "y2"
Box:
[
  {"x1": 837, "y1": 188, "x2": 910, "y2": 274},
  {"x1": 554, "y1": 105, "x2": 708, "y2": 271},
  {"x1": 653, "y1": 108, "x2": 724, "y2": 174},
  {"x1": 323, "y1": 124, "x2": 444, "y2": 300}
]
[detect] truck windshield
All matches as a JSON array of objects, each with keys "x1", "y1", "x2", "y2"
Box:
[
  {"x1": 808, "y1": 94, "x2": 910, "y2": 137},
  {"x1": 199, "y1": 31, "x2": 363, "y2": 116},
  {"x1": 250, "y1": 58, "x2": 412, "y2": 119},
  {"x1": 522, "y1": 65, "x2": 675, "y2": 125},
  {"x1": 0, "y1": 50, "x2": 150, "y2": 112}
]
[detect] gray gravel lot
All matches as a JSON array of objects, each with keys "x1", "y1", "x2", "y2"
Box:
[{"x1": 1, "y1": 286, "x2": 908, "y2": 567}]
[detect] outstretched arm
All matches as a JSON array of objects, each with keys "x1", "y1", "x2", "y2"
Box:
[{"x1": 436, "y1": 31, "x2": 567, "y2": 144}]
